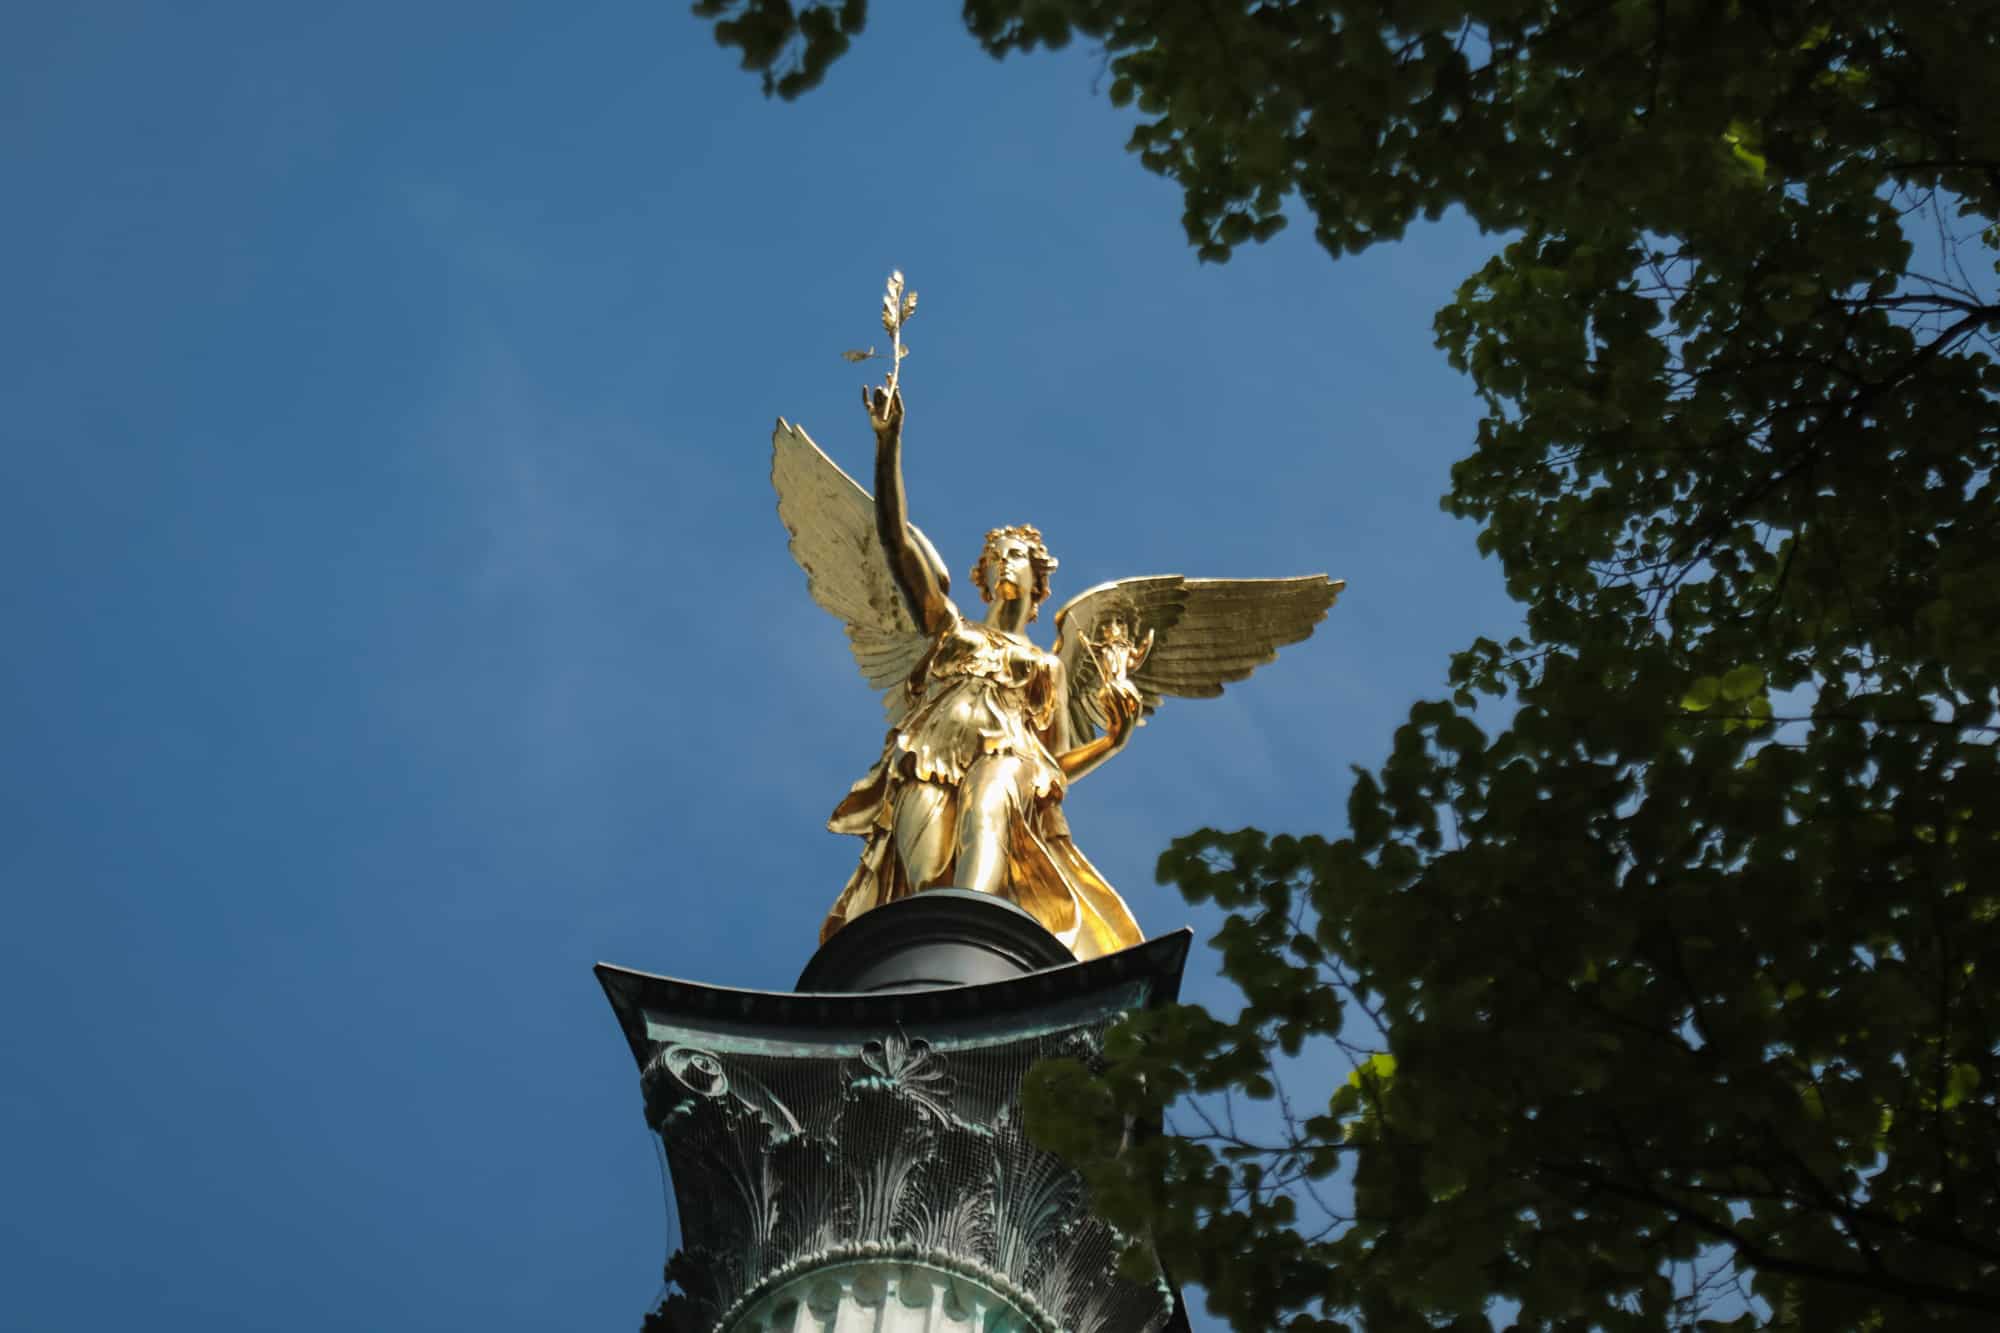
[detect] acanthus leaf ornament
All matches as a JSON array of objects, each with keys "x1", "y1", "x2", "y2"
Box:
[{"x1": 618, "y1": 990, "x2": 1185, "y2": 1333}]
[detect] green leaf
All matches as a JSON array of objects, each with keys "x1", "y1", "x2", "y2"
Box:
[
  {"x1": 1347, "y1": 1052, "x2": 1395, "y2": 1088},
  {"x1": 1720, "y1": 664, "x2": 1765, "y2": 701},
  {"x1": 713, "y1": 5, "x2": 2000, "y2": 1329},
  {"x1": 1722, "y1": 120, "x2": 1767, "y2": 179}
]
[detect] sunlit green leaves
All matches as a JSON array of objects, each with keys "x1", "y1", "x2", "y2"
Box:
[
  {"x1": 695, "y1": 1, "x2": 2000, "y2": 1329},
  {"x1": 1723, "y1": 121, "x2": 1769, "y2": 181}
]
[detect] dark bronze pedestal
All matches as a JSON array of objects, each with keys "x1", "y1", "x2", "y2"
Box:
[{"x1": 598, "y1": 891, "x2": 1191, "y2": 1333}]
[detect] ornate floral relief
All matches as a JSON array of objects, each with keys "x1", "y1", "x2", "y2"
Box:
[
  {"x1": 635, "y1": 1018, "x2": 1170, "y2": 1333},
  {"x1": 1039, "y1": 1232, "x2": 1159, "y2": 1333},
  {"x1": 895, "y1": 1154, "x2": 996, "y2": 1261},
  {"x1": 986, "y1": 1112, "x2": 1083, "y2": 1288},
  {"x1": 842, "y1": 1112, "x2": 933, "y2": 1244},
  {"x1": 768, "y1": 1135, "x2": 850, "y2": 1259},
  {"x1": 853, "y1": 1031, "x2": 956, "y2": 1124}
]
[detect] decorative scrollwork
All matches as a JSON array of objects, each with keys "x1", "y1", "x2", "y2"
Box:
[
  {"x1": 645, "y1": 1044, "x2": 805, "y2": 1140},
  {"x1": 664, "y1": 1045, "x2": 729, "y2": 1097}
]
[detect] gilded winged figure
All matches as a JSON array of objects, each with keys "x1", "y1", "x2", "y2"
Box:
[{"x1": 773, "y1": 385, "x2": 1344, "y2": 960}]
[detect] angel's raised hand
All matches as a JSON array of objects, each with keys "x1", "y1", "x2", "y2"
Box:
[{"x1": 862, "y1": 384, "x2": 904, "y2": 440}]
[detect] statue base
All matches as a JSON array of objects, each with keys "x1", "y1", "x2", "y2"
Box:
[{"x1": 794, "y1": 888, "x2": 1076, "y2": 992}]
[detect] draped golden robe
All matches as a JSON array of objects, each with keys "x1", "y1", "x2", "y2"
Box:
[{"x1": 821, "y1": 614, "x2": 1144, "y2": 960}]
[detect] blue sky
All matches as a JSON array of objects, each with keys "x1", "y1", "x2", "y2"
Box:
[{"x1": 2, "y1": 5, "x2": 1521, "y2": 1329}]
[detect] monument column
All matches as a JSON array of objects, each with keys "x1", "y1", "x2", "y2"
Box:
[{"x1": 597, "y1": 891, "x2": 1191, "y2": 1333}]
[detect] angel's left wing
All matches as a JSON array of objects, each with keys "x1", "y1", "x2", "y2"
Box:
[
  {"x1": 771, "y1": 418, "x2": 949, "y2": 723},
  {"x1": 1052, "y1": 574, "x2": 1344, "y2": 743}
]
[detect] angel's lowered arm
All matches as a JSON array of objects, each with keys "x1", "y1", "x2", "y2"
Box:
[
  {"x1": 866, "y1": 386, "x2": 951, "y2": 635},
  {"x1": 1056, "y1": 724, "x2": 1127, "y2": 781},
  {"x1": 1055, "y1": 665, "x2": 1142, "y2": 782}
]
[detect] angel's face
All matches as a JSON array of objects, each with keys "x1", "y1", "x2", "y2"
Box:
[{"x1": 982, "y1": 537, "x2": 1038, "y2": 605}]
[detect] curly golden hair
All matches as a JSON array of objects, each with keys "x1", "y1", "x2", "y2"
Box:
[{"x1": 969, "y1": 524, "x2": 1059, "y2": 619}]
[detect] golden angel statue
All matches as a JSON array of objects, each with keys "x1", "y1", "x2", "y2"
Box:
[{"x1": 773, "y1": 280, "x2": 1342, "y2": 961}]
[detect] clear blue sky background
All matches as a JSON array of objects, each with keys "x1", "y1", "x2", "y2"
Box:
[{"x1": 2, "y1": 5, "x2": 1522, "y2": 1330}]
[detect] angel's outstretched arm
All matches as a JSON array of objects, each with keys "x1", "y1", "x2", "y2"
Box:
[{"x1": 866, "y1": 386, "x2": 950, "y2": 634}]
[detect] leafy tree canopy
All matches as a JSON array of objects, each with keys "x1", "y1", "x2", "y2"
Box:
[{"x1": 694, "y1": 2, "x2": 2000, "y2": 1328}]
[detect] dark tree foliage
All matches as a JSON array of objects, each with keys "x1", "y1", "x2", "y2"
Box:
[{"x1": 693, "y1": 3, "x2": 2000, "y2": 1329}]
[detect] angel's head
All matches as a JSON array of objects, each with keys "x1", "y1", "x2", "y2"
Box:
[{"x1": 971, "y1": 524, "x2": 1058, "y2": 620}]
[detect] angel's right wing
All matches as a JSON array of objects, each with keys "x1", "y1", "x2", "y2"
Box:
[
  {"x1": 1053, "y1": 574, "x2": 1343, "y2": 744},
  {"x1": 772, "y1": 419, "x2": 946, "y2": 723}
]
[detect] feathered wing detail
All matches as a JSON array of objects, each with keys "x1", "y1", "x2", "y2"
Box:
[
  {"x1": 771, "y1": 418, "x2": 943, "y2": 722},
  {"x1": 1052, "y1": 574, "x2": 1344, "y2": 742}
]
